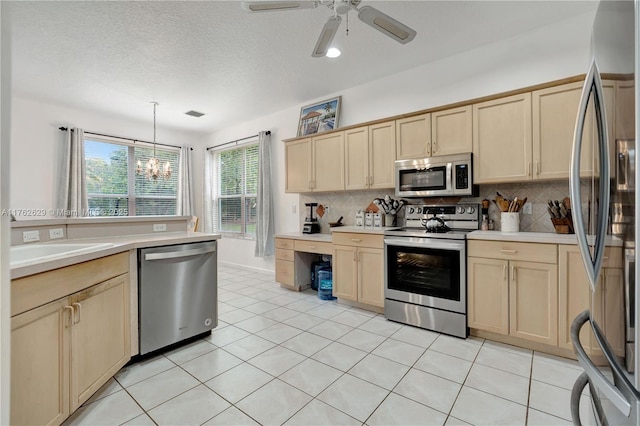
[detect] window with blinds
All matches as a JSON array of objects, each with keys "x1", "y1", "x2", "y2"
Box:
[
  {"x1": 213, "y1": 143, "x2": 258, "y2": 237},
  {"x1": 84, "y1": 138, "x2": 179, "y2": 216}
]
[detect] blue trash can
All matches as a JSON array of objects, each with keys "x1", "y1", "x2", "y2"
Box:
[{"x1": 317, "y1": 269, "x2": 336, "y2": 300}]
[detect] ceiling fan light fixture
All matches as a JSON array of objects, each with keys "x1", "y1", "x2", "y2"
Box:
[{"x1": 326, "y1": 47, "x2": 341, "y2": 58}]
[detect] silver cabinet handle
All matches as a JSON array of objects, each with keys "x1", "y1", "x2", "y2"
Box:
[
  {"x1": 570, "y1": 60, "x2": 610, "y2": 292},
  {"x1": 500, "y1": 249, "x2": 518, "y2": 254},
  {"x1": 511, "y1": 266, "x2": 516, "y2": 282},
  {"x1": 72, "y1": 302, "x2": 81, "y2": 324},
  {"x1": 145, "y1": 246, "x2": 216, "y2": 261},
  {"x1": 351, "y1": 238, "x2": 362, "y2": 243},
  {"x1": 503, "y1": 264, "x2": 507, "y2": 280},
  {"x1": 571, "y1": 310, "x2": 631, "y2": 416}
]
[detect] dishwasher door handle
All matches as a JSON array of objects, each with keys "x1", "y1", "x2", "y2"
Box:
[{"x1": 145, "y1": 246, "x2": 216, "y2": 261}]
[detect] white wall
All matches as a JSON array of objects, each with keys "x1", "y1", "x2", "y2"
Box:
[
  {"x1": 10, "y1": 96, "x2": 206, "y2": 219},
  {"x1": 200, "y1": 10, "x2": 595, "y2": 272}
]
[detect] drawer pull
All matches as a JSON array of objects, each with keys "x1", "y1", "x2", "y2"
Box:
[
  {"x1": 351, "y1": 239, "x2": 362, "y2": 243},
  {"x1": 64, "y1": 306, "x2": 74, "y2": 328},
  {"x1": 308, "y1": 245, "x2": 317, "y2": 249},
  {"x1": 72, "y1": 302, "x2": 82, "y2": 324},
  {"x1": 503, "y1": 265, "x2": 507, "y2": 280},
  {"x1": 500, "y1": 249, "x2": 518, "y2": 254}
]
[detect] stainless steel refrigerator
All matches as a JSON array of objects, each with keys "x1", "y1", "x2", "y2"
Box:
[{"x1": 569, "y1": 1, "x2": 638, "y2": 424}]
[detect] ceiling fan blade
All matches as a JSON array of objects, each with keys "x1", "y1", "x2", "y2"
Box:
[
  {"x1": 357, "y1": 5, "x2": 416, "y2": 44},
  {"x1": 241, "y1": 1, "x2": 319, "y2": 12},
  {"x1": 312, "y1": 15, "x2": 342, "y2": 57}
]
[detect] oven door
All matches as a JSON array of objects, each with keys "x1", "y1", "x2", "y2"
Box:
[{"x1": 384, "y1": 236, "x2": 466, "y2": 313}]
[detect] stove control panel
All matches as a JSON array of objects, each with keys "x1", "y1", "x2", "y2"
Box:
[{"x1": 404, "y1": 204, "x2": 480, "y2": 230}]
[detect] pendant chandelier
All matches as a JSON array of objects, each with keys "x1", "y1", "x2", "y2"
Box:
[{"x1": 136, "y1": 101, "x2": 172, "y2": 181}]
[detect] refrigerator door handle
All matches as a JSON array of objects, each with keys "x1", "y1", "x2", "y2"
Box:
[
  {"x1": 570, "y1": 59, "x2": 611, "y2": 292},
  {"x1": 571, "y1": 371, "x2": 608, "y2": 426},
  {"x1": 571, "y1": 310, "x2": 631, "y2": 417}
]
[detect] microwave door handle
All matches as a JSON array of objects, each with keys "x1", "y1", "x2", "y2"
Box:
[
  {"x1": 570, "y1": 60, "x2": 610, "y2": 292},
  {"x1": 619, "y1": 151, "x2": 628, "y2": 188}
]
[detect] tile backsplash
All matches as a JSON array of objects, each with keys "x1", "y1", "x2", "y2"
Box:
[{"x1": 300, "y1": 180, "x2": 591, "y2": 234}]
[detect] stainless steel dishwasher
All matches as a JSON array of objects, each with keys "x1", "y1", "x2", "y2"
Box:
[{"x1": 138, "y1": 240, "x2": 218, "y2": 355}]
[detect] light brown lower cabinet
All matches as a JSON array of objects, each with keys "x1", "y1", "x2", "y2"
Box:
[
  {"x1": 332, "y1": 233, "x2": 384, "y2": 308},
  {"x1": 11, "y1": 264, "x2": 130, "y2": 426},
  {"x1": 467, "y1": 240, "x2": 558, "y2": 346},
  {"x1": 558, "y1": 245, "x2": 624, "y2": 357}
]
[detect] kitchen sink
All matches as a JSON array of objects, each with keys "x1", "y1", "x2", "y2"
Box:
[{"x1": 10, "y1": 242, "x2": 116, "y2": 267}]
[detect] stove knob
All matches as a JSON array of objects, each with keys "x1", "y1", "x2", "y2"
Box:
[
  {"x1": 456, "y1": 206, "x2": 466, "y2": 214},
  {"x1": 408, "y1": 207, "x2": 415, "y2": 214},
  {"x1": 466, "y1": 206, "x2": 476, "y2": 214}
]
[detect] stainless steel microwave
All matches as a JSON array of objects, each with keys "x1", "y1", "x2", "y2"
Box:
[{"x1": 395, "y1": 153, "x2": 476, "y2": 198}]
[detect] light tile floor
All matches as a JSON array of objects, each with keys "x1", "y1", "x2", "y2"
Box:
[{"x1": 63, "y1": 265, "x2": 597, "y2": 426}]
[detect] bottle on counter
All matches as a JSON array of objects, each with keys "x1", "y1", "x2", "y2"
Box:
[{"x1": 481, "y1": 214, "x2": 489, "y2": 231}]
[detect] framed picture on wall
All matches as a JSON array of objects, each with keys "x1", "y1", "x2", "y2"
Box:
[{"x1": 297, "y1": 96, "x2": 341, "y2": 137}]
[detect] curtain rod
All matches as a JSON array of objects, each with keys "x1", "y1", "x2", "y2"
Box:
[
  {"x1": 206, "y1": 130, "x2": 271, "y2": 151},
  {"x1": 58, "y1": 127, "x2": 192, "y2": 150}
]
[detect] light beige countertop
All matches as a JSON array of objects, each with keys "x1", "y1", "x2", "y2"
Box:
[
  {"x1": 331, "y1": 226, "x2": 397, "y2": 234},
  {"x1": 275, "y1": 232, "x2": 333, "y2": 242},
  {"x1": 277, "y1": 226, "x2": 396, "y2": 241},
  {"x1": 11, "y1": 231, "x2": 220, "y2": 279},
  {"x1": 468, "y1": 230, "x2": 623, "y2": 246}
]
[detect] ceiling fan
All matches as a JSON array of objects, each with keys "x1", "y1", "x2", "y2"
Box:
[{"x1": 241, "y1": 0, "x2": 417, "y2": 57}]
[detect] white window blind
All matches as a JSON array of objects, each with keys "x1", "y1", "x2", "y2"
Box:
[
  {"x1": 212, "y1": 142, "x2": 258, "y2": 237},
  {"x1": 84, "y1": 137, "x2": 179, "y2": 216}
]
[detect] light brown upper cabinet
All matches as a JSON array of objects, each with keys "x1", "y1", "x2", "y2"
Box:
[
  {"x1": 473, "y1": 93, "x2": 532, "y2": 183},
  {"x1": 345, "y1": 123, "x2": 395, "y2": 190},
  {"x1": 396, "y1": 113, "x2": 431, "y2": 159},
  {"x1": 396, "y1": 107, "x2": 472, "y2": 160},
  {"x1": 431, "y1": 105, "x2": 473, "y2": 156},
  {"x1": 285, "y1": 132, "x2": 345, "y2": 192}
]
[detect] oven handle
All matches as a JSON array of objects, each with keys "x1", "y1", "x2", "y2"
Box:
[{"x1": 384, "y1": 237, "x2": 465, "y2": 251}]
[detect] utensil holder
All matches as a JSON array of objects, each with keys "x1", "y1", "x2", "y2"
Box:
[
  {"x1": 551, "y1": 217, "x2": 574, "y2": 234},
  {"x1": 501, "y1": 212, "x2": 520, "y2": 232},
  {"x1": 385, "y1": 214, "x2": 396, "y2": 227}
]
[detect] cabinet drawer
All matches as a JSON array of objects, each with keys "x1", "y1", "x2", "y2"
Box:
[
  {"x1": 275, "y1": 238, "x2": 294, "y2": 250},
  {"x1": 294, "y1": 240, "x2": 332, "y2": 255},
  {"x1": 468, "y1": 240, "x2": 556, "y2": 264},
  {"x1": 275, "y1": 259, "x2": 294, "y2": 286},
  {"x1": 276, "y1": 248, "x2": 294, "y2": 261},
  {"x1": 332, "y1": 232, "x2": 384, "y2": 248}
]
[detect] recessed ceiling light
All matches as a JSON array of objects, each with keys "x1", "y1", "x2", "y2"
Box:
[
  {"x1": 326, "y1": 47, "x2": 341, "y2": 58},
  {"x1": 185, "y1": 110, "x2": 205, "y2": 117}
]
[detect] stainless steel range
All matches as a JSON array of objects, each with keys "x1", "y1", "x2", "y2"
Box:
[{"x1": 384, "y1": 204, "x2": 479, "y2": 338}]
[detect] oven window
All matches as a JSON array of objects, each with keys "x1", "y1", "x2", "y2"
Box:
[
  {"x1": 387, "y1": 245, "x2": 460, "y2": 301},
  {"x1": 399, "y1": 166, "x2": 447, "y2": 191}
]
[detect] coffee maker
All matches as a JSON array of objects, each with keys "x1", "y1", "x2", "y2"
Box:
[{"x1": 303, "y1": 203, "x2": 320, "y2": 234}]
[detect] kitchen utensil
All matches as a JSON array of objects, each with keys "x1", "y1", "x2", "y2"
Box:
[
  {"x1": 316, "y1": 204, "x2": 325, "y2": 218},
  {"x1": 366, "y1": 202, "x2": 379, "y2": 213},
  {"x1": 329, "y1": 216, "x2": 344, "y2": 227}
]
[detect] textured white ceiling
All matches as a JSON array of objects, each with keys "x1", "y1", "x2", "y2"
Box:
[{"x1": 6, "y1": 1, "x2": 597, "y2": 134}]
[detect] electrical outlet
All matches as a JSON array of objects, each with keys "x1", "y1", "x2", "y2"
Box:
[
  {"x1": 292, "y1": 204, "x2": 296, "y2": 214},
  {"x1": 49, "y1": 228, "x2": 64, "y2": 239},
  {"x1": 22, "y1": 230, "x2": 40, "y2": 243},
  {"x1": 522, "y1": 203, "x2": 532, "y2": 215},
  {"x1": 324, "y1": 206, "x2": 330, "y2": 214},
  {"x1": 153, "y1": 223, "x2": 167, "y2": 232}
]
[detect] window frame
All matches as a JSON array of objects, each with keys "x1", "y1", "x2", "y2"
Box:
[
  {"x1": 83, "y1": 136, "x2": 180, "y2": 216},
  {"x1": 212, "y1": 140, "x2": 259, "y2": 239}
]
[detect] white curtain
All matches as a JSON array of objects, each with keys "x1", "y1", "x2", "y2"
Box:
[
  {"x1": 58, "y1": 127, "x2": 88, "y2": 216},
  {"x1": 203, "y1": 149, "x2": 216, "y2": 233},
  {"x1": 177, "y1": 145, "x2": 194, "y2": 216},
  {"x1": 255, "y1": 131, "x2": 274, "y2": 257}
]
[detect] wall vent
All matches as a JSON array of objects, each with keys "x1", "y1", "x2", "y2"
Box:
[{"x1": 185, "y1": 110, "x2": 205, "y2": 117}]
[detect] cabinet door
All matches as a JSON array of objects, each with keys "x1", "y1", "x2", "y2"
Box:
[
  {"x1": 344, "y1": 127, "x2": 369, "y2": 190},
  {"x1": 599, "y1": 268, "x2": 625, "y2": 357},
  {"x1": 333, "y1": 245, "x2": 358, "y2": 302},
  {"x1": 285, "y1": 138, "x2": 312, "y2": 193},
  {"x1": 532, "y1": 82, "x2": 595, "y2": 180},
  {"x1": 357, "y1": 247, "x2": 384, "y2": 308},
  {"x1": 473, "y1": 93, "x2": 532, "y2": 183},
  {"x1": 558, "y1": 245, "x2": 595, "y2": 351},
  {"x1": 396, "y1": 114, "x2": 430, "y2": 159},
  {"x1": 369, "y1": 121, "x2": 396, "y2": 188},
  {"x1": 431, "y1": 106, "x2": 472, "y2": 156},
  {"x1": 616, "y1": 80, "x2": 635, "y2": 141},
  {"x1": 11, "y1": 297, "x2": 71, "y2": 426},
  {"x1": 467, "y1": 257, "x2": 509, "y2": 335},
  {"x1": 275, "y1": 259, "x2": 295, "y2": 287},
  {"x1": 313, "y1": 132, "x2": 345, "y2": 191},
  {"x1": 70, "y1": 274, "x2": 130, "y2": 410},
  {"x1": 509, "y1": 261, "x2": 558, "y2": 345}
]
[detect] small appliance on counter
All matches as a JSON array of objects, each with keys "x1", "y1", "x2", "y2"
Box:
[{"x1": 303, "y1": 202, "x2": 320, "y2": 234}]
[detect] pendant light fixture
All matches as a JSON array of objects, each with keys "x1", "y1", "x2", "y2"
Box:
[{"x1": 136, "y1": 101, "x2": 172, "y2": 181}]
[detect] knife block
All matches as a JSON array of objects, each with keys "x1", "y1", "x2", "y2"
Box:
[{"x1": 551, "y1": 217, "x2": 574, "y2": 234}]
